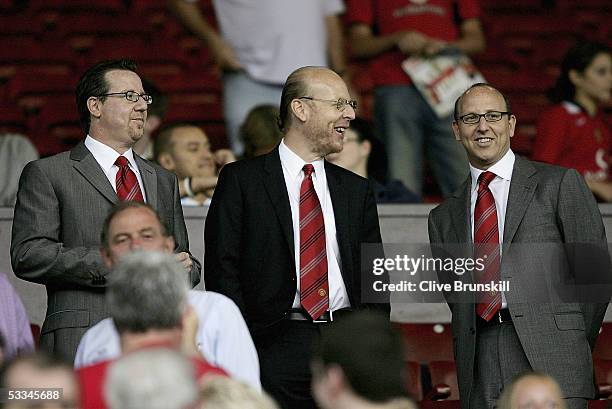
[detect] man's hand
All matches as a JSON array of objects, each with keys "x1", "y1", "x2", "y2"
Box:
[
  {"x1": 396, "y1": 31, "x2": 429, "y2": 55},
  {"x1": 214, "y1": 149, "x2": 236, "y2": 168},
  {"x1": 176, "y1": 252, "x2": 193, "y2": 272},
  {"x1": 209, "y1": 35, "x2": 243, "y2": 72}
]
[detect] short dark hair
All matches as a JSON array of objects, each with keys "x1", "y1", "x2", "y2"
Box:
[
  {"x1": 101, "y1": 201, "x2": 169, "y2": 250},
  {"x1": 312, "y1": 311, "x2": 408, "y2": 403},
  {"x1": 153, "y1": 122, "x2": 198, "y2": 162},
  {"x1": 278, "y1": 67, "x2": 313, "y2": 132},
  {"x1": 453, "y1": 83, "x2": 512, "y2": 120},
  {"x1": 548, "y1": 41, "x2": 611, "y2": 103},
  {"x1": 142, "y1": 78, "x2": 168, "y2": 119},
  {"x1": 76, "y1": 59, "x2": 139, "y2": 134},
  {"x1": 241, "y1": 105, "x2": 282, "y2": 158}
]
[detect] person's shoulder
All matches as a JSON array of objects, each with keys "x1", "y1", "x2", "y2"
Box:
[
  {"x1": 135, "y1": 155, "x2": 177, "y2": 179},
  {"x1": 325, "y1": 160, "x2": 370, "y2": 186},
  {"x1": 188, "y1": 290, "x2": 241, "y2": 314},
  {"x1": 517, "y1": 156, "x2": 572, "y2": 179}
]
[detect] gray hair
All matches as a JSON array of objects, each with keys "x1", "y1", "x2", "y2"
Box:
[
  {"x1": 105, "y1": 348, "x2": 198, "y2": 409},
  {"x1": 107, "y1": 251, "x2": 189, "y2": 334}
]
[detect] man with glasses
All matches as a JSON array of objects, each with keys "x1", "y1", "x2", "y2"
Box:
[
  {"x1": 428, "y1": 83, "x2": 609, "y2": 409},
  {"x1": 205, "y1": 66, "x2": 388, "y2": 409},
  {"x1": 11, "y1": 59, "x2": 200, "y2": 363}
]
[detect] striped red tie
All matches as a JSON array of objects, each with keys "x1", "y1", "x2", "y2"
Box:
[
  {"x1": 115, "y1": 156, "x2": 144, "y2": 202},
  {"x1": 474, "y1": 171, "x2": 501, "y2": 321},
  {"x1": 299, "y1": 164, "x2": 329, "y2": 320}
]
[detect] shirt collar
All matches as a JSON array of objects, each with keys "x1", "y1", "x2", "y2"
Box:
[
  {"x1": 85, "y1": 135, "x2": 139, "y2": 173},
  {"x1": 278, "y1": 139, "x2": 325, "y2": 180},
  {"x1": 469, "y1": 148, "x2": 515, "y2": 191}
]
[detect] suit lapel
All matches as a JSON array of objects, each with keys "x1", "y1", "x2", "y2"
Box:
[
  {"x1": 325, "y1": 162, "x2": 351, "y2": 279},
  {"x1": 263, "y1": 149, "x2": 295, "y2": 257},
  {"x1": 503, "y1": 156, "x2": 537, "y2": 252},
  {"x1": 135, "y1": 155, "x2": 158, "y2": 209},
  {"x1": 70, "y1": 142, "x2": 118, "y2": 205},
  {"x1": 451, "y1": 178, "x2": 472, "y2": 245}
]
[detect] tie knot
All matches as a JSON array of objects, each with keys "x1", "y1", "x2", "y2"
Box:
[
  {"x1": 478, "y1": 171, "x2": 496, "y2": 188},
  {"x1": 303, "y1": 164, "x2": 315, "y2": 178},
  {"x1": 115, "y1": 156, "x2": 129, "y2": 168}
]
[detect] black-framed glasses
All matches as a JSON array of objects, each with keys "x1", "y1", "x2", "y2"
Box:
[
  {"x1": 299, "y1": 97, "x2": 357, "y2": 112},
  {"x1": 457, "y1": 111, "x2": 510, "y2": 125},
  {"x1": 98, "y1": 91, "x2": 153, "y2": 105}
]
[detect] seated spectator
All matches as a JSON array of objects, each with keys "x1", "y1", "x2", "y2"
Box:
[
  {"x1": 75, "y1": 202, "x2": 261, "y2": 390},
  {"x1": 77, "y1": 251, "x2": 226, "y2": 409},
  {"x1": 326, "y1": 118, "x2": 420, "y2": 203},
  {"x1": 240, "y1": 105, "x2": 283, "y2": 159},
  {"x1": 1, "y1": 352, "x2": 80, "y2": 409},
  {"x1": 311, "y1": 311, "x2": 415, "y2": 409},
  {"x1": 75, "y1": 202, "x2": 259, "y2": 390},
  {"x1": 133, "y1": 78, "x2": 168, "y2": 160},
  {"x1": 198, "y1": 376, "x2": 279, "y2": 409},
  {"x1": 532, "y1": 42, "x2": 612, "y2": 201},
  {"x1": 154, "y1": 123, "x2": 236, "y2": 205},
  {"x1": 0, "y1": 133, "x2": 38, "y2": 206},
  {"x1": 0, "y1": 272, "x2": 34, "y2": 361},
  {"x1": 497, "y1": 372, "x2": 567, "y2": 409},
  {"x1": 105, "y1": 348, "x2": 200, "y2": 409}
]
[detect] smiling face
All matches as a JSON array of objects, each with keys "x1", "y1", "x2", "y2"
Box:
[
  {"x1": 161, "y1": 126, "x2": 215, "y2": 179},
  {"x1": 453, "y1": 86, "x2": 515, "y2": 170},
  {"x1": 91, "y1": 69, "x2": 148, "y2": 151},
  {"x1": 301, "y1": 71, "x2": 356, "y2": 157}
]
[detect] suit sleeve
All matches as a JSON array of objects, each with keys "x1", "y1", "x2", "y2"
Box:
[
  {"x1": 360, "y1": 179, "x2": 390, "y2": 314},
  {"x1": 556, "y1": 168, "x2": 611, "y2": 348},
  {"x1": 204, "y1": 165, "x2": 245, "y2": 311},
  {"x1": 10, "y1": 161, "x2": 109, "y2": 287},
  {"x1": 170, "y1": 173, "x2": 201, "y2": 287}
]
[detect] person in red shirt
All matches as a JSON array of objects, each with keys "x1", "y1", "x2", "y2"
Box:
[
  {"x1": 533, "y1": 42, "x2": 612, "y2": 201},
  {"x1": 77, "y1": 250, "x2": 226, "y2": 409},
  {"x1": 346, "y1": 0, "x2": 485, "y2": 198}
]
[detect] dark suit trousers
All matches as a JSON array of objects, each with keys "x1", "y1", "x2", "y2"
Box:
[{"x1": 254, "y1": 320, "x2": 324, "y2": 409}]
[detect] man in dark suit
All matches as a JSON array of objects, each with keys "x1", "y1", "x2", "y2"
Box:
[
  {"x1": 11, "y1": 59, "x2": 200, "y2": 363},
  {"x1": 428, "y1": 83, "x2": 610, "y2": 409},
  {"x1": 205, "y1": 66, "x2": 386, "y2": 409}
]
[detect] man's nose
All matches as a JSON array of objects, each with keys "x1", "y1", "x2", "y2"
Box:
[
  {"x1": 343, "y1": 105, "x2": 356, "y2": 120},
  {"x1": 476, "y1": 116, "x2": 490, "y2": 131}
]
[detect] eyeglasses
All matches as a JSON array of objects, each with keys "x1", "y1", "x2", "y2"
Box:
[
  {"x1": 98, "y1": 91, "x2": 153, "y2": 105},
  {"x1": 299, "y1": 97, "x2": 357, "y2": 112},
  {"x1": 457, "y1": 111, "x2": 510, "y2": 125}
]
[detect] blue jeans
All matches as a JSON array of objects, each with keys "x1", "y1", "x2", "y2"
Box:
[
  {"x1": 374, "y1": 84, "x2": 468, "y2": 197},
  {"x1": 223, "y1": 71, "x2": 283, "y2": 156}
]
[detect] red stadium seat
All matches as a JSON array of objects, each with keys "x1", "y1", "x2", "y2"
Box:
[
  {"x1": 0, "y1": 103, "x2": 28, "y2": 134},
  {"x1": 594, "y1": 323, "x2": 612, "y2": 360},
  {"x1": 396, "y1": 323, "x2": 454, "y2": 364},
  {"x1": 29, "y1": 0, "x2": 126, "y2": 15},
  {"x1": 428, "y1": 361, "x2": 460, "y2": 401},
  {"x1": 593, "y1": 358, "x2": 612, "y2": 399},
  {"x1": 33, "y1": 103, "x2": 81, "y2": 156},
  {"x1": 405, "y1": 360, "x2": 423, "y2": 401},
  {"x1": 30, "y1": 324, "x2": 41, "y2": 349}
]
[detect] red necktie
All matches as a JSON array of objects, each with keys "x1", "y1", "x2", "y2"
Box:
[
  {"x1": 115, "y1": 156, "x2": 144, "y2": 202},
  {"x1": 474, "y1": 171, "x2": 501, "y2": 321},
  {"x1": 299, "y1": 164, "x2": 329, "y2": 320}
]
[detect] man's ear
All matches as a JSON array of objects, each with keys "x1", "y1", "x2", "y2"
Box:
[
  {"x1": 291, "y1": 99, "x2": 308, "y2": 123},
  {"x1": 452, "y1": 121, "x2": 461, "y2": 141},
  {"x1": 158, "y1": 152, "x2": 175, "y2": 171},
  {"x1": 87, "y1": 96, "x2": 102, "y2": 119},
  {"x1": 100, "y1": 247, "x2": 113, "y2": 269},
  {"x1": 165, "y1": 236, "x2": 176, "y2": 254}
]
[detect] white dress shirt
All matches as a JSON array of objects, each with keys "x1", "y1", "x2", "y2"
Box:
[
  {"x1": 278, "y1": 140, "x2": 351, "y2": 311},
  {"x1": 469, "y1": 148, "x2": 515, "y2": 307},
  {"x1": 74, "y1": 291, "x2": 261, "y2": 391},
  {"x1": 84, "y1": 135, "x2": 146, "y2": 202}
]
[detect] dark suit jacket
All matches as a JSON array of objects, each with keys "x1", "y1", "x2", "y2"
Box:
[
  {"x1": 428, "y1": 156, "x2": 610, "y2": 408},
  {"x1": 204, "y1": 147, "x2": 386, "y2": 335},
  {"x1": 10, "y1": 141, "x2": 200, "y2": 361}
]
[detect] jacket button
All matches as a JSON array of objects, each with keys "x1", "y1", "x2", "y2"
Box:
[{"x1": 470, "y1": 327, "x2": 476, "y2": 335}]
